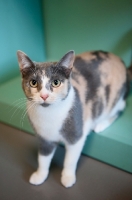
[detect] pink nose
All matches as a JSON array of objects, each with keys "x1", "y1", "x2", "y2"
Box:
[{"x1": 40, "y1": 94, "x2": 49, "y2": 101}]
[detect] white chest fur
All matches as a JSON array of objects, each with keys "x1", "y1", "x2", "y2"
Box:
[{"x1": 27, "y1": 87, "x2": 75, "y2": 142}]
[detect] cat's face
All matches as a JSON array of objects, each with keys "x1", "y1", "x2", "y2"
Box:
[{"x1": 17, "y1": 51, "x2": 75, "y2": 106}]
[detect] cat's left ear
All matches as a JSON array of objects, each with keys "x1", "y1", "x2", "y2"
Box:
[
  {"x1": 17, "y1": 50, "x2": 34, "y2": 75},
  {"x1": 58, "y1": 50, "x2": 75, "y2": 78}
]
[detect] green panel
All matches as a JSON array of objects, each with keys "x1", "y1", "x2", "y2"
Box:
[
  {"x1": 83, "y1": 133, "x2": 132, "y2": 173},
  {"x1": 0, "y1": 77, "x2": 132, "y2": 172},
  {"x1": 0, "y1": 76, "x2": 34, "y2": 133},
  {"x1": 0, "y1": 0, "x2": 45, "y2": 84},
  {"x1": 83, "y1": 89, "x2": 132, "y2": 172},
  {"x1": 43, "y1": 0, "x2": 132, "y2": 65}
]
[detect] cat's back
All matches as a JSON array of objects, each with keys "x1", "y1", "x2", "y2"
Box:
[
  {"x1": 71, "y1": 51, "x2": 127, "y2": 120},
  {"x1": 72, "y1": 50, "x2": 127, "y2": 94},
  {"x1": 73, "y1": 50, "x2": 126, "y2": 81}
]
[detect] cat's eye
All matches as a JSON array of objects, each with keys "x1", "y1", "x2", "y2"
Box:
[
  {"x1": 51, "y1": 80, "x2": 61, "y2": 88},
  {"x1": 29, "y1": 80, "x2": 38, "y2": 88}
]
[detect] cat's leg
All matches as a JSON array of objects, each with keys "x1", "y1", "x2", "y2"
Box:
[
  {"x1": 94, "y1": 115, "x2": 118, "y2": 133},
  {"x1": 29, "y1": 138, "x2": 57, "y2": 185},
  {"x1": 61, "y1": 136, "x2": 86, "y2": 188},
  {"x1": 94, "y1": 99, "x2": 126, "y2": 133}
]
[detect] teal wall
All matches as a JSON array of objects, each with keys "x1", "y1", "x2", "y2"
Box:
[
  {"x1": 43, "y1": 0, "x2": 132, "y2": 66},
  {"x1": 1, "y1": 0, "x2": 131, "y2": 85},
  {"x1": 0, "y1": 0, "x2": 45, "y2": 84}
]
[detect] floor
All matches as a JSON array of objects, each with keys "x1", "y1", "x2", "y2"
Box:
[{"x1": 0, "y1": 122, "x2": 132, "y2": 200}]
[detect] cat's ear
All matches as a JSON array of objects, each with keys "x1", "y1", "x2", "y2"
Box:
[
  {"x1": 17, "y1": 50, "x2": 34, "y2": 74},
  {"x1": 58, "y1": 50, "x2": 75, "y2": 69},
  {"x1": 58, "y1": 50, "x2": 75, "y2": 78}
]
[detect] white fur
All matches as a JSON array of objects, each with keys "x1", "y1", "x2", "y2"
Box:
[
  {"x1": 61, "y1": 119, "x2": 93, "y2": 187},
  {"x1": 40, "y1": 77, "x2": 50, "y2": 97},
  {"x1": 83, "y1": 118, "x2": 93, "y2": 136},
  {"x1": 27, "y1": 87, "x2": 75, "y2": 142},
  {"x1": 61, "y1": 135, "x2": 87, "y2": 187},
  {"x1": 94, "y1": 117, "x2": 117, "y2": 133},
  {"x1": 110, "y1": 98, "x2": 126, "y2": 118},
  {"x1": 94, "y1": 98, "x2": 126, "y2": 133},
  {"x1": 29, "y1": 151, "x2": 56, "y2": 185}
]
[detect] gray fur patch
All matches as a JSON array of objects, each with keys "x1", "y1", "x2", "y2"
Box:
[
  {"x1": 105, "y1": 85, "x2": 110, "y2": 103},
  {"x1": 92, "y1": 98, "x2": 104, "y2": 119},
  {"x1": 37, "y1": 135, "x2": 57, "y2": 156},
  {"x1": 60, "y1": 88, "x2": 83, "y2": 144},
  {"x1": 73, "y1": 53, "x2": 106, "y2": 102},
  {"x1": 45, "y1": 63, "x2": 71, "y2": 80},
  {"x1": 92, "y1": 50, "x2": 109, "y2": 58}
]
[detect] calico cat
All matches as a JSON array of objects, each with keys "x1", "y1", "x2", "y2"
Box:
[{"x1": 17, "y1": 50, "x2": 131, "y2": 188}]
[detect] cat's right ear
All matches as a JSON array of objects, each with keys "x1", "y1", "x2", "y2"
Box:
[{"x1": 17, "y1": 50, "x2": 34, "y2": 74}]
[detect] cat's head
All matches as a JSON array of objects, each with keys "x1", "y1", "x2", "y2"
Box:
[{"x1": 17, "y1": 50, "x2": 75, "y2": 107}]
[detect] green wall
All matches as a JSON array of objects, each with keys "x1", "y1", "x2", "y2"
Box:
[
  {"x1": 43, "y1": 0, "x2": 132, "y2": 66},
  {"x1": 0, "y1": 0, "x2": 45, "y2": 84},
  {"x1": 1, "y1": 0, "x2": 131, "y2": 85}
]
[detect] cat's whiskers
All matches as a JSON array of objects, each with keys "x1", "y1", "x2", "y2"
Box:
[
  {"x1": 9, "y1": 98, "x2": 27, "y2": 122},
  {"x1": 9, "y1": 97, "x2": 38, "y2": 125},
  {"x1": 20, "y1": 100, "x2": 37, "y2": 128},
  {"x1": 9, "y1": 98, "x2": 27, "y2": 109}
]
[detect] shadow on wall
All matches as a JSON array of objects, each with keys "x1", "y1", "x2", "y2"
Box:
[{"x1": 112, "y1": 29, "x2": 132, "y2": 65}]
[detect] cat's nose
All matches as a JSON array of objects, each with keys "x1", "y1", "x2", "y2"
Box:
[{"x1": 40, "y1": 94, "x2": 49, "y2": 101}]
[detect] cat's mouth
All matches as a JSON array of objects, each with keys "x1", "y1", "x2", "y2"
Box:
[{"x1": 40, "y1": 102, "x2": 50, "y2": 107}]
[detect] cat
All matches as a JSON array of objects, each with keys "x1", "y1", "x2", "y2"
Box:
[{"x1": 17, "y1": 50, "x2": 132, "y2": 188}]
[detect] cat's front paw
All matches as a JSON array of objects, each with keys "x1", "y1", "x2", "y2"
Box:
[
  {"x1": 29, "y1": 170, "x2": 48, "y2": 185},
  {"x1": 61, "y1": 171, "x2": 76, "y2": 188}
]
